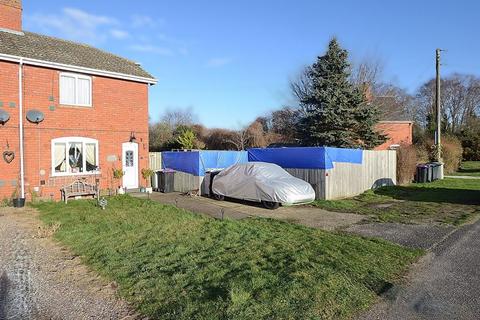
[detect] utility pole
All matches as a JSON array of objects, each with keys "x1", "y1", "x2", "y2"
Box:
[
  {"x1": 435, "y1": 48, "x2": 442, "y2": 161},
  {"x1": 435, "y1": 48, "x2": 444, "y2": 179}
]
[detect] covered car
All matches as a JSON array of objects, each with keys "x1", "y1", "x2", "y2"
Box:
[{"x1": 211, "y1": 162, "x2": 315, "y2": 209}]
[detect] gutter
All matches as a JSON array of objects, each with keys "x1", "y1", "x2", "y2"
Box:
[
  {"x1": 0, "y1": 53, "x2": 158, "y2": 85},
  {"x1": 378, "y1": 121, "x2": 414, "y2": 124},
  {"x1": 18, "y1": 58, "x2": 25, "y2": 199}
]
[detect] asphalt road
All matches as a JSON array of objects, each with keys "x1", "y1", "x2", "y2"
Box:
[{"x1": 360, "y1": 218, "x2": 480, "y2": 320}]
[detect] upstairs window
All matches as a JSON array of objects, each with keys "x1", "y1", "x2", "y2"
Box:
[
  {"x1": 60, "y1": 73, "x2": 92, "y2": 106},
  {"x1": 52, "y1": 137, "x2": 99, "y2": 176}
]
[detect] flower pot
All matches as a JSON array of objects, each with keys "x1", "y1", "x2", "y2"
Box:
[
  {"x1": 145, "y1": 187, "x2": 153, "y2": 194},
  {"x1": 13, "y1": 198, "x2": 26, "y2": 208},
  {"x1": 117, "y1": 187, "x2": 125, "y2": 195},
  {"x1": 140, "y1": 187, "x2": 146, "y2": 193}
]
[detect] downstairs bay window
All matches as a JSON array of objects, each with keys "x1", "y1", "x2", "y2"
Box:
[{"x1": 52, "y1": 137, "x2": 99, "y2": 176}]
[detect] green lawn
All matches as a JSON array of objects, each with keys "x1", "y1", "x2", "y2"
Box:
[
  {"x1": 34, "y1": 196, "x2": 421, "y2": 320},
  {"x1": 313, "y1": 178, "x2": 480, "y2": 225},
  {"x1": 451, "y1": 161, "x2": 480, "y2": 177}
]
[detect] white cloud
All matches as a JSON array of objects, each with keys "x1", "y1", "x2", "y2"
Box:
[
  {"x1": 129, "y1": 44, "x2": 173, "y2": 56},
  {"x1": 110, "y1": 29, "x2": 129, "y2": 39},
  {"x1": 63, "y1": 8, "x2": 116, "y2": 27},
  {"x1": 26, "y1": 8, "x2": 187, "y2": 57},
  {"x1": 131, "y1": 15, "x2": 163, "y2": 28},
  {"x1": 206, "y1": 57, "x2": 232, "y2": 68},
  {"x1": 26, "y1": 7, "x2": 117, "y2": 44}
]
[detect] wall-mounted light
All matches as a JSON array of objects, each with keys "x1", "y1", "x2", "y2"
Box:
[{"x1": 129, "y1": 131, "x2": 137, "y2": 143}]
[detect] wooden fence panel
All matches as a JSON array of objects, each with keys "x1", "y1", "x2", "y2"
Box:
[
  {"x1": 286, "y1": 168, "x2": 326, "y2": 200},
  {"x1": 325, "y1": 150, "x2": 396, "y2": 200},
  {"x1": 149, "y1": 152, "x2": 162, "y2": 171}
]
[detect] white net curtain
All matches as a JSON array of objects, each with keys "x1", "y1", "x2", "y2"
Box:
[
  {"x1": 52, "y1": 138, "x2": 98, "y2": 174},
  {"x1": 54, "y1": 143, "x2": 66, "y2": 173}
]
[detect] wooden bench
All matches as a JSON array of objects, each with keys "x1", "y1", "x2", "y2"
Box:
[{"x1": 61, "y1": 180, "x2": 98, "y2": 203}]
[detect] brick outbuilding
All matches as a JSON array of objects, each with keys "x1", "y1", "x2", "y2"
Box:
[{"x1": 0, "y1": 0, "x2": 157, "y2": 201}]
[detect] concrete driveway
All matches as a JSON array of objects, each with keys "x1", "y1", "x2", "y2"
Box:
[{"x1": 135, "y1": 191, "x2": 365, "y2": 231}]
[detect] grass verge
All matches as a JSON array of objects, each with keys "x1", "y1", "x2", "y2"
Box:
[
  {"x1": 34, "y1": 196, "x2": 421, "y2": 320},
  {"x1": 451, "y1": 161, "x2": 480, "y2": 177},
  {"x1": 313, "y1": 178, "x2": 480, "y2": 225}
]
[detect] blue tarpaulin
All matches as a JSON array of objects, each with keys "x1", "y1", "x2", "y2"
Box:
[
  {"x1": 162, "y1": 150, "x2": 248, "y2": 176},
  {"x1": 247, "y1": 147, "x2": 363, "y2": 169}
]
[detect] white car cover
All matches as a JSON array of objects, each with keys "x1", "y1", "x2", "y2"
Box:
[{"x1": 211, "y1": 162, "x2": 316, "y2": 205}]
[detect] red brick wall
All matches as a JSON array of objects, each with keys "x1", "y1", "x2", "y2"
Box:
[
  {"x1": 375, "y1": 121, "x2": 413, "y2": 150},
  {"x1": 0, "y1": 61, "x2": 150, "y2": 201},
  {"x1": 0, "y1": 0, "x2": 22, "y2": 32}
]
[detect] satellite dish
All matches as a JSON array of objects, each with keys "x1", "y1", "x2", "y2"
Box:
[
  {"x1": 0, "y1": 110, "x2": 9, "y2": 124},
  {"x1": 26, "y1": 109, "x2": 45, "y2": 124}
]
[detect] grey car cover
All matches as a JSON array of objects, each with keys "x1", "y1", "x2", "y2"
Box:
[{"x1": 211, "y1": 162, "x2": 315, "y2": 205}]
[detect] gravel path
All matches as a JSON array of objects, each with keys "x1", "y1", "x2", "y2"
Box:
[{"x1": 0, "y1": 207, "x2": 138, "y2": 320}]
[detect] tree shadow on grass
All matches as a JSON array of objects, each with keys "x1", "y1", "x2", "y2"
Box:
[{"x1": 373, "y1": 186, "x2": 480, "y2": 205}]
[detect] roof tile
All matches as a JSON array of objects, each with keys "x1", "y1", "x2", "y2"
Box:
[{"x1": 0, "y1": 30, "x2": 154, "y2": 80}]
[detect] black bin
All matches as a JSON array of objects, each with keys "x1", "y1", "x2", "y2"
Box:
[
  {"x1": 415, "y1": 164, "x2": 429, "y2": 183},
  {"x1": 159, "y1": 170, "x2": 175, "y2": 193}
]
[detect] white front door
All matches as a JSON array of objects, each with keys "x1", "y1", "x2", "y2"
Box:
[{"x1": 122, "y1": 142, "x2": 138, "y2": 189}]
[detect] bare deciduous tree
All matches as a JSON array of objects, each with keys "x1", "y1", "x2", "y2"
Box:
[
  {"x1": 246, "y1": 121, "x2": 268, "y2": 147},
  {"x1": 203, "y1": 129, "x2": 235, "y2": 150},
  {"x1": 270, "y1": 107, "x2": 300, "y2": 142},
  {"x1": 349, "y1": 56, "x2": 384, "y2": 89},
  {"x1": 290, "y1": 67, "x2": 313, "y2": 107},
  {"x1": 149, "y1": 122, "x2": 173, "y2": 151},
  {"x1": 160, "y1": 107, "x2": 198, "y2": 130},
  {"x1": 415, "y1": 74, "x2": 480, "y2": 133},
  {"x1": 374, "y1": 84, "x2": 414, "y2": 121},
  {"x1": 227, "y1": 127, "x2": 251, "y2": 151}
]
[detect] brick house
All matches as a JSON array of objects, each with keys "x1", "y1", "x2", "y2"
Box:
[
  {"x1": 0, "y1": 0, "x2": 157, "y2": 201},
  {"x1": 375, "y1": 121, "x2": 413, "y2": 150}
]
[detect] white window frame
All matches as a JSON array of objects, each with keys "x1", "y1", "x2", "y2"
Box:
[
  {"x1": 51, "y1": 137, "x2": 99, "y2": 177},
  {"x1": 59, "y1": 72, "x2": 92, "y2": 107}
]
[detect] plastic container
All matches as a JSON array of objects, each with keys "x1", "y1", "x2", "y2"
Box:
[
  {"x1": 415, "y1": 164, "x2": 429, "y2": 183},
  {"x1": 159, "y1": 170, "x2": 175, "y2": 193},
  {"x1": 13, "y1": 198, "x2": 25, "y2": 208},
  {"x1": 429, "y1": 162, "x2": 442, "y2": 181}
]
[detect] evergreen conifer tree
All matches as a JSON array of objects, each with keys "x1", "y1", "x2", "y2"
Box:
[{"x1": 298, "y1": 38, "x2": 386, "y2": 148}]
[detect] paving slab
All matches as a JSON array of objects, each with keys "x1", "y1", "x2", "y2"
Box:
[
  {"x1": 346, "y1": 223, "x2": 456, "y2": 249},
  {"x1": 136, "y1": 192, "x2": 365, "y2": 231}
]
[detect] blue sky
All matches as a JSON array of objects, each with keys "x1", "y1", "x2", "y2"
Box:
[{"x1": 23, "y1": 0, "x2": 479, "y2": 128}]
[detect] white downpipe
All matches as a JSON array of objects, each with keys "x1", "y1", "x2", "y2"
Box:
[{"x1": 19, "y1": 58, "x2": 25, "y2": 199}]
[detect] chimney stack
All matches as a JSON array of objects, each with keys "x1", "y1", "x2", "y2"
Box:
[{"x1": 0, "y1": 0, "x2": 22, "y2": 33}]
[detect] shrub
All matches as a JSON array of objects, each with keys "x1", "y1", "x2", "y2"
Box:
[
  {"x1": 458, "y1": 125, "x2": 480, "y2": 161},
  {"x1": 141, "y1": 168, "x2": 155, "y2": 187},
  {"x1": 419, "y1": 136, "x2": 463, "y2": 174},
  {"x1": 441, "y1": 136, "x2": 463, "y2": 173},
  {"x1": 396, "y1": 144, "x2": 418, "y2": 185},
  {"x1": 415, "y1": 144, "x2": 430, "y2": 163}
]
